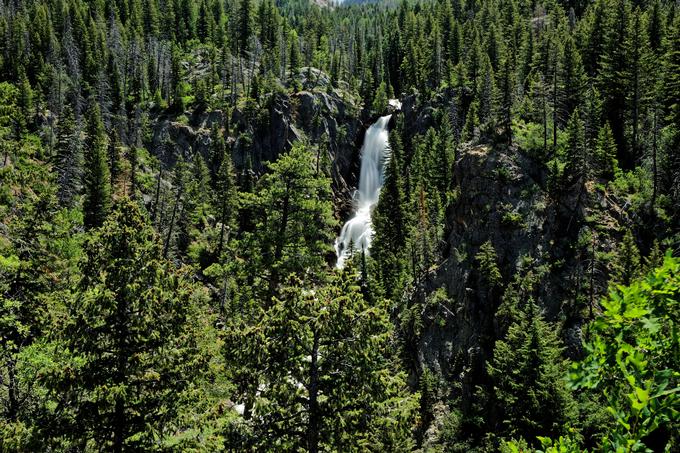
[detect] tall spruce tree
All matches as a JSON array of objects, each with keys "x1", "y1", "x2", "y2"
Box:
[
  {"x1": 246, "y1": 143, "x2": 335, "y2": 301},
  {"x1": 612, "y1": 229, "x2": 641, "y2": 286},
  {"x1": 497, "y1": 52, "x2": 514, "y2": 144},
  {"x1": 565, "y1": 108, "x2": 588, "y2": 182},
  {"x1": 598, "y1": 0, "x2": 631, "y2": 168},
  {"x1": 559, "y1": 34, "x2": 586, "y2": 126},
  {"x1": 372, "y1": 133, "x2": 409, "y2": 300},
  {"x1": 53, "y1": 106, "x2": 82, "y2": 207},
  {"x1": 488, "y1": 301, "x2": 575, "y2": 445},
  {"x1": 594, "y1": 122, "x2": 619, "y2": 179},
  {"x1": 83, "y1": 103, "x2": 111, "y2": 229},
  {"x1": 214, "y1": 152, "x2": 237, "y2": 259},
  {"x1": 226, "y1": 270, "x2": 418, "y2": 452},
  {"x1": 662, "y1": 15, "x2": 680, "y2": 222},
  {"x1": 50, "y1": 199, "x2": 213, "y2": 451},
  {"x1": 238, "y1": 0, "x2": 252, "y2": 56}
]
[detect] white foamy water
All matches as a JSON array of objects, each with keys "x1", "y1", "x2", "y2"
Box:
[
  {"x1": 335, "y1": 114, "x2": 392, "y2": 268},
  {"x1": 388, "y1": 99, "x2": 402, "y2": 110}
]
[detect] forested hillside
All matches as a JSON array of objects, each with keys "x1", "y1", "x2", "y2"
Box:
[{"x1": 0, "y1": 0, "x2": 678, "y2": 450}]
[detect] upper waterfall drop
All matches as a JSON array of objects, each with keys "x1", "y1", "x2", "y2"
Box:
[{"x1": 335, "y1": 114, "x2": 392, "y2": 268}]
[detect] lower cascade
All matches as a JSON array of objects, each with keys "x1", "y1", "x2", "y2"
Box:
[{"x1": 334, "y1": 114, "x2": 392, "y2": 268}]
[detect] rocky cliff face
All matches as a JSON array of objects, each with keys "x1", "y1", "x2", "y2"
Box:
[
  {"x1": 149, "y1": 83, "x2": 364, "y2": 212},
  {"x1": 402, "y1": 139, "x2": 630, "y2": 406}
]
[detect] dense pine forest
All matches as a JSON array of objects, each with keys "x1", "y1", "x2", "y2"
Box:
[{"x1": 0, "y1": 0, "x2": 679, "y2": 450}]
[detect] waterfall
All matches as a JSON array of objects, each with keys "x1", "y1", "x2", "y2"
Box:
[{"x1": 335, "y1": 114, "x2": 392, "y2": 268}]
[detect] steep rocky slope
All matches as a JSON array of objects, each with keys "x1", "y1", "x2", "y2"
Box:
[
  {"x1": 148, "y1": 78, "x2": 365, "y2": 214},
  {"x1": 399, "y1": 136, "x2": 638, "y2": 409}
]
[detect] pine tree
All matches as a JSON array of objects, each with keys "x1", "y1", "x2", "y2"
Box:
[
  {"x1": 559, "y1": 34, "x2": 586, "y2": 126},
  {"x1": 0, "y1": 82, "x2": 20, "y2": 166},
  {"x1": 488, "y1": 301, "x2": 575, "y2": 444},
  {"x1": 144, "y1": 0, "x2": 160, "y2": 37},
  {"x1": 246, "y1": 143, "x2": 335, "y2": 301},
  {"x1": 497, "y1": 53, "x2": 514, "y2": 144},
  {"x1": 598, "y1": 0, "x2": 631, "y2": 168},
  {"x1": 594, "y1": 122, "x2": 619, "y2": 179},
  {"x1": 49, "y1": 199, "x2": 213, "y2": 451},
  {"x1": 476, "y1": 241, "x2": 502, "y2": 290},
  {"x1": 584, "y1": 0, "x2": 607, "y2": 76},
  {"x1": 583, "y1": 86, "x2": 604, "y2": 149},
  {"x1": 565, "y1": 108, "x2": 587, "y2": 182},
  {"x1": 643, "y1": 240, "x2": 664, "y2": 273},
  {"x1": 163, "y1": 156, "x2": 188, "y2": 258},
  {"x1": 196, "y1": 0, "x2": 213, "y2": 43},
  {"x1": 176, "y1": 155, "x2": 209, "y2": 257},
  {"x1": 466, "y1": 31, "x2": 483, "y2": 96},
  {"x1": 0, "y1": 157, "x2": 64, "y2": 439},
  {"x1": 17, "y1": 70, "x2": 33, "y2": 129},
  {"x1": 163, "y1": 0, "x2": 177, "y2": 40},
  {"x1": 238, "y1": 0, "x2": 252, "y2": 56},
  {"x1": 647, "y1": 0, "x2": 663, "y2": 54},
  {"x1": 83, "y1": 103, "x2": 111, "y2": 229},
  {"x1": 485, "y1": 24, "x2": 501, "y2": 72},
  {"x1": 478, "y1": 55, "x2": 495, "y2": 125},
  {"x1": 372, "y1": 133, "x2": 409, "y2": 300},
  {"x1": 226, "y1": 270, "x2": 417, "y2": 451},
  {"x1": 170, "y1": 45, "x2": 186, "y2": 112},
  {"x1": 372, "y1": 81, "x2": 388, "y2": 115},
  {"x1": 53, "y1": 105, "x2": 82, "y2": 207},
  {"x1": 208, "y1": 123, "x2": 226, "y2": 186},
  {"x1": 214, "y1": 152, "x2": 237, "y2": 259},
  {"x1": 107, "y1": 131, "x2": 122, "y2": 195},
  {"x1": 258, "y1": 0, "x2": 278, "y2": 51},
  {"x1": 662, "y1": 15, "x2": 680, "y2": 221},
  {"x1": 178, "y1": 0, "x2": 197, "y2": 41},
  {"x1": 463, "y1": 101, "x2": 479, "y2": 142},
  {"x1": 526, "y1": 72, "x2": 550, "y2": 157},
  {"x1": 435, "y1": 115, "x2": 455, "y2": 196},
  {"x1": 612, "y1": 229, "x2": 641, "y2": 286},
  {"x1": 289, "y1": 30, "x2": 301, "y2": 83},
  {"x1": 628, "y1": 9, "x2": 652, "y2": 160}
]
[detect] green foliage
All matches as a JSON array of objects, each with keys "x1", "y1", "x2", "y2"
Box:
[
  {"x1": 213, "y1": 150, "x2": 237, "y2": 260},
  {"x1": 226, "y1": 269, "x2": 418, "y2": 451},
  {"x1": 0, "y1": 120, "x2": 80, "y2": 440},
  {"x1": 476, "y1": 241, "x2": 502, "y2": 288},
  {"x1": 53, "y1": 106, "x2": 82, "y2": 208},
  {"x1": 46, "y1": 199, "x2": 217, "y2": 450},
  {"x1": 504, "y1": 433, "x2": 584, "y2": 453},
  {"x1": 489, "y1": 300, "x2": 576, "y2": 445},
  {"x1": 565, "y1": 108, "x2": 587, "y2": 181},
  {"x1": 594, "y1": 122, "x2": 620, "y2": 180},
  {"x1": 513, "y1": 119, "x2": 549, "y2": 158},
  {"x1": 609, "y1": 167, "x2": 656, "y2": 217},
  {"x1": 372, "y1": 133, "x2": 409, "y2": 300},
  {"x1": 0, "y1": 0, "x2": 679, "y2": 449},
  {"x1": 241, "y1": 143, "x2": 335, "y2": 302},
  {"x1": 570, "y1": 253, "x2": 680, "y2": 452},
  {"x1": 612, "y1": 229, "x2": 642, "y2": 287},
  {"x1": 501, "y1": 210, "x2": 525, "y2": 230},
  {"x1": 238, "y1": 0, "x2": 252, "y2": 55},
  {"x1": 372, "y1": 81, "x2": 389, "y2": 115},
  {"x1": 82, "y1": 103, "x2": 111, "y2": 229}
]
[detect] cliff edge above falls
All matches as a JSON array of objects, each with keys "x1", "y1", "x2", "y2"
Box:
[{"x1": 148, "y1": 79, "x2": 364, "y2": 213}]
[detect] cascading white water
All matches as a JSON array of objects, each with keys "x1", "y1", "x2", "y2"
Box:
[{"x1": 335, "y1": 114, "x2": 392, "y2": 268}]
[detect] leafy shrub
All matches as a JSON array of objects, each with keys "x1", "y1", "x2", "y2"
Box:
[
  {"x1": 569, "y1": 253, "x2": 680, "y2": 452},
  {"x1": 502, "y1": 211, "x2": 525, "y2": 229}
]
